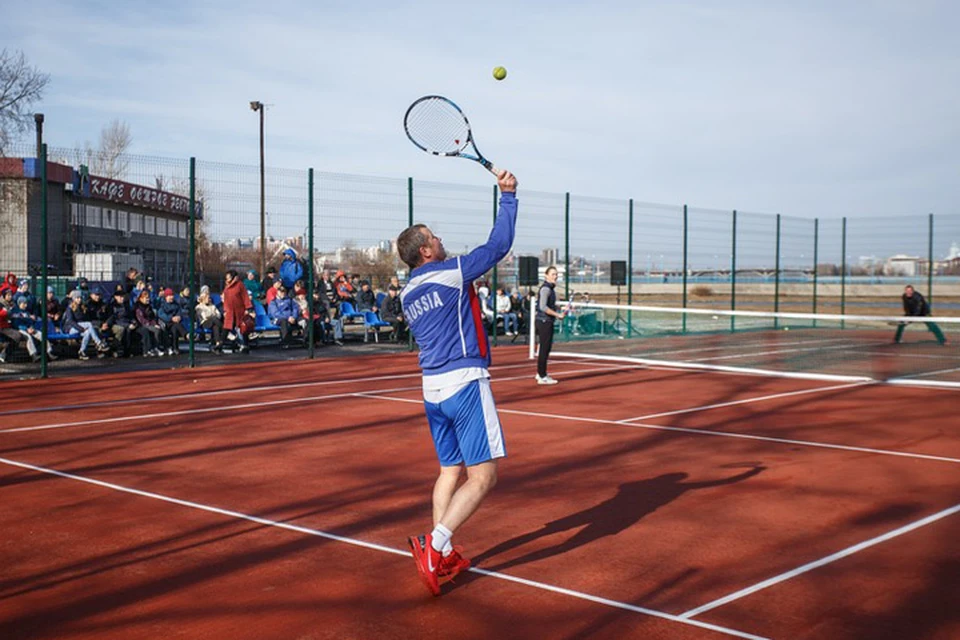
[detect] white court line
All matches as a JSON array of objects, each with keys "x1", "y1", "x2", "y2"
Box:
[
  {"x1": 0, "y1": 365, "x2": 638, "y2": 435},
  {"x1": 357, "y1": 394, "x2": 960, "y2": 465},
  {"x1": 0, "y1": 456, "x2": 767, "y2": 640},
  {"x1": 635, "y1": 337, "x2": 853, "y2": 359},
  {"x1": 552, "y1": 351, "x2": 872, "y2": 383},
  {"x1": 689, "y1": 340, "x2": 889, "y2": 363},
  {"x1": 680, "y1": 502, "x2": 960, "y2": 619},
  {"x1": 620, "y1": 382, "x2": 870, "y2": 422},
  {"x1": 886, "y1": 378, "x2": 960, "y2": 390}
]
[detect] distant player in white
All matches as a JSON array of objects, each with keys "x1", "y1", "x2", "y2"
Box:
[{"x1": 397, "y1": 169, "x2": 518, "y2": 596}]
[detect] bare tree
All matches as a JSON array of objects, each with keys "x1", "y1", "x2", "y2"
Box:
[
  {"x1": 0, "y1": 49, "x2": 49, "y2": 155},
  {"x1": 80, "y1": 118, "x2": 132, "y2": 178}
]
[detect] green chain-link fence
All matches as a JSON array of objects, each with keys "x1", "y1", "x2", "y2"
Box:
[{"x1": 1, "y1": 143, "x2": 957, "y2": 376}]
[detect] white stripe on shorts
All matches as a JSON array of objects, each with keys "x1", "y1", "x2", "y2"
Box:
[{"x1": 477, "y1": 378, "x2": 505, "y2": 459}]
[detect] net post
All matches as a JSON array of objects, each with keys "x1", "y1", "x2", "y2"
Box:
[
  {"x1": 407, "y1": 177, "x2": 415, "y2": 351},
  {"x1": 188, "y1": 157, "x2": 196, "y2": 368},
  {"x1": 40, "y1": 144, "x2": 49, "y2": 379},
  {"x1": 307, "y1": 168, "x2": 315, "y2": 359},
  {"x1": 928, "y1": 212, "x2": 934, "y2": 306},
  {"x1": 627, "y1": 198, "x2": 634, "y2": 337},
  {"x1": 730, "y1": 209, "x2": 737, "y2": 333},
  {"x1": 774, "y1": 213, "x2": 781, "y2": 329},
  {"x1": 812, "y1": 217, "x2": 819, "y2": 326},
  {"x1": 491, "y1": 184, "x2": 499, "y2": 346},
  {"x1": 841, "y1": 216, "x2": 847, "y2": 329},
  {"x1": 682, "y1": 204, "x2": 688, "y2": 333}
]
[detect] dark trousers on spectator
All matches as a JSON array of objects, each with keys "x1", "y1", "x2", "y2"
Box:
[
  {"x1": 139, "y1": 325, "x2": 164, "y2": 353},
  {"x1": 201, "y1": 318, "x2": 223, "y2": 346},
  {"x1": 388, "y1": 319, "x2": 407, "y2": 341},
  {"x1": 535, "y1": 319, "x2": 555, "y2": 378},
  {"x1": 0, "y1": 328, "x2": 25, "y2": 359},
  {"x1": 278, "y1": 320, "x2": 298, "y2": 344},
  {"x1": 111, "y1": 324, "x2": 133, "y2": 355},
  {"x1": 164, "y1": 321, "x2": 188, "y2": 351},
  {"x1": 311, "y1": 318, "x2": 330, "y2": 344}
]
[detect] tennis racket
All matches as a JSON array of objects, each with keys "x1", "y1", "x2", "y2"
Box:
[{"x1": 404, "y1": 95, "x2": 500, "y2": 176}]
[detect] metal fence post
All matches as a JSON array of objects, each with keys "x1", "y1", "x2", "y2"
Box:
[
  {"x1": 407, "y1": 177, "x2": 415, "y2": 351},
  {"x1": 491, "y1": 184, "x2": 499, "y2": 346},
  {"x1": 308, "y1": 168, "x2": 315, "y2": 359},
  {"x1": 564, "y1": 192, "x2": 570, "y2": 302},
  {"x1": 774, "y1": 213, "x2": 781, "y2": 329},
  {"x1": 682, "y1": 204, "x2": 688, "y2": 332},
  {"x1": 730, "y1": 209, "x2": 737, "y2": 332},
  {"x1": 928, "y1": 213, "x2": 934, "y2": 305},
  {"x1": 40, "y1": 144, "x2": 48, "y2": 379},
  {"x1": 188, "y1": 157, "x2": 196, "y2": 367},
  {"x1": 812, "y1": 218, "x2": 819, "y2": 325},
  {"x1": 841, "y1": 216, "x2": 847, "y2": 328},
  {"x1": 627, "y1": 198, "x2": 633, "y2": 336}
]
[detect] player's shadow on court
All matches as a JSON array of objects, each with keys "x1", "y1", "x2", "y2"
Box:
[{"x1": 473, "y1": 466, "x2": 765, "y2": 575}]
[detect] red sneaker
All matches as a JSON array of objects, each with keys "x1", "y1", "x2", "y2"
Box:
[
  {"x1": 407, "y1": 534, "x2": 441, "y2": 596},
  {"x1": 438, "y1": 547, "x2": 471, "y2": 578}
]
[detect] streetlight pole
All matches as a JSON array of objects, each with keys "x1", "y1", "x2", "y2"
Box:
[{"x1": 250, "y1": 101, "x2": 266, "y2": 277}]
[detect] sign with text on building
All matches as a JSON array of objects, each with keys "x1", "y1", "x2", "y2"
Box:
[{"x1": 87, "y1": 175, "x2": 204, "y2": 218}]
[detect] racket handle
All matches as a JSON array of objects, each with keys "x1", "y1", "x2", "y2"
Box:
[{"x1": 481, "y1": 159, "x2": 501, "y2": 177}]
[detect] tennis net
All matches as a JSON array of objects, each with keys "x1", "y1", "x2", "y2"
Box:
[{"x1": 541, "y1": 302, "x2": 960, "y2": 386}]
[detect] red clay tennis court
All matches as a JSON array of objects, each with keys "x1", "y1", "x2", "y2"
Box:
[{"x1": 1, "y1": 346, "x2": 958, "y2": 639}]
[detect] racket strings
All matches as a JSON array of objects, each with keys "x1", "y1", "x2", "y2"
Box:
[{"x1": 405, "y1": 98, "x2": 471, "y2": 154}]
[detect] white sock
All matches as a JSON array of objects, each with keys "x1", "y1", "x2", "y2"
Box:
[
  {"x1": 430, "y1": 523, "x2": 452, "y2": 554},
  {"x1": 442, "y1": 540, "x2": 453, "y2": 557}
]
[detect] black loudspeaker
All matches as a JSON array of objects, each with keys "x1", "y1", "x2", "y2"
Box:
[
  {"x1": 519, "y1": 256, "x2": 540, "y2": 286},
  {"x1": 610, "y1": 260, "x2": 627, "y2": 286}
]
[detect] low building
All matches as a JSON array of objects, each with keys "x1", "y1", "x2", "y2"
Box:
[{"x1": 0, "y1": 157, "x2": 201, "y2": 284}]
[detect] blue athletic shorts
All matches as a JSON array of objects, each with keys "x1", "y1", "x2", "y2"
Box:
[{"x1": 424, "y1": 378, "x2": 506, "y2": 467}]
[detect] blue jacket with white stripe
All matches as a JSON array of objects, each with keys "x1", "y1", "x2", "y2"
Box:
[{"x1": 402, "y1": 192, "x2": 518, "y2": 376}]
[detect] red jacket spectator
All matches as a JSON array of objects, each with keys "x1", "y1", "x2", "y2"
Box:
[
  {"x1": 335, "y1": 271, "x2": 355, "y2": 301},
  {"x1": 264, "y1": 280, "x2": 282, "y2": 306},
  {"x1": 222, "y1": 272, "x2": 253, "y2": 331},
  {"x1": 0, "y1": 273, "x2": 17, "y2": 296}
]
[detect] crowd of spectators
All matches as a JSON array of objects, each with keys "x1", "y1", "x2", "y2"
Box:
[{"x1": 0, "y1": 259, "x2": 534, "y2": 365}]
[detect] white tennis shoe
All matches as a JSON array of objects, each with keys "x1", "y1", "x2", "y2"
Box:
[{"x1": 536, "y1": 375, "x2": 558, "y2": 385}]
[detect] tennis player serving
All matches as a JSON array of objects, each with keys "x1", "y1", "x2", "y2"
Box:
[{"x1": 397, "y1": 168, "x2": 518, "y2": 596}]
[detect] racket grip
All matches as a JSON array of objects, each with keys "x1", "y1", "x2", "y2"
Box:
[{"x1": 483, "y1": 160, "x2": 501, "y2": 177}]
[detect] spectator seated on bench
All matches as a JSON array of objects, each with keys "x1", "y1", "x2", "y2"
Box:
[
  {"x1": 106, "y1": 289, "x2": 137, "y2": 357},
  {"x1": 267, "y1": 286, "x2": 302, "y2": 348},
  {"x1": 157, "y1": 288, "x2": 188, "y2": 356},
  {"x1": 63, "y1": 291, "x2": 110, "y2": 360},
  {"x1": 381, "y1": 285, "x2": 406, "y2": 342},
  {"x1": 195, "y1": 290, "x2": 225, "y2": 353}
]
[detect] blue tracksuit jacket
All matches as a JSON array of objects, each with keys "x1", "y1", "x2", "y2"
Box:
[{"x1": 401, "y1": 191, "x2": 517, "y2": 377}]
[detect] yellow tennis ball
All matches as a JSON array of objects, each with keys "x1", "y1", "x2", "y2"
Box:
[{"x1": 493, "y1": 66, "x2": 507, "y2": 81}]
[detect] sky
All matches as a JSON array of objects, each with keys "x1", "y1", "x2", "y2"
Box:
[{"x1": 3, "y1": 0, "x2": 959, "y2": 223}]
